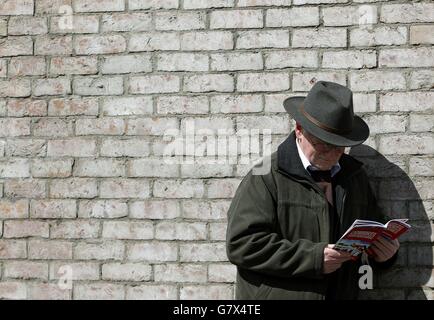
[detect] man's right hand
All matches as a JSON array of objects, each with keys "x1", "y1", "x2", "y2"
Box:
[{"x1": 322, "y1": 244, "x2": 353, "y2": 274}]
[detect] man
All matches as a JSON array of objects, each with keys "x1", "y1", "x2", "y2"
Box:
[{"x1": 226, "y1": 81, "x2": 399, "y2": 300}]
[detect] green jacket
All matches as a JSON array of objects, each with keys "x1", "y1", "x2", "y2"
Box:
[{"x1": 226, "y1": 132, "x2": 395, "y2": 300}]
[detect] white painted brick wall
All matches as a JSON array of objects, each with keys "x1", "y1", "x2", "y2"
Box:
[{"x1": 0, "y1": 0, "x2": 432, "y2": 301}]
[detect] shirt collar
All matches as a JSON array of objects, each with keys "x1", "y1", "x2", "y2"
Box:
[{"x1": 295, "y1": 138, "x2": 341, "y2": 178}]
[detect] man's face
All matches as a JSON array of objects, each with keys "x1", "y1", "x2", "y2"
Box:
[{"x1": 295, "y1": 124, "x2": 345, "y2": 170}]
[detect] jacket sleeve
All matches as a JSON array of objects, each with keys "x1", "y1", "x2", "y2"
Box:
[{"x1": 226, "y1": 170, "x2": 328, "y2": 279}]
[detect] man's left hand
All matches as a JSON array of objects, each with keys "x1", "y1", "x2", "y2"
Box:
[{"x1": 370, "y1": 236, "x2": 400, "y2": 263}]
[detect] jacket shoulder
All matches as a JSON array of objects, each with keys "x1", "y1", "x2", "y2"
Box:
[{"x1": 239, "y1": 152, "x2": 279, "y2": 197}]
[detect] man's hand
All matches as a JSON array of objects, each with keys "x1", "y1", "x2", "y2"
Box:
[
  {"x1": 369, "y1": 236, "x2": 400, "y2": 263},
  {"x1": 322, "y1": 244, "x2": 353, "y2": 274}
]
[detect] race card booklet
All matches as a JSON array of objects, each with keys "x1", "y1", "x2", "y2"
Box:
[{"x1": 333, "y1": 218, "x2": 411, "y2": 259}]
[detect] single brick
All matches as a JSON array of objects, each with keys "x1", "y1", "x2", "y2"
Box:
[
  {"x1": 210, "y1": 94, "x2": 262, "y2": 113},
  {"x1": 48, "y1": 98, "x2": 99, "y2": 116},
  {"x1": 265, "y1": 50, "x2": 318, "y2": 69},
  {"x1": 0, "y1": 240, "x2": 27, "y2": 259},
  {"x1": 237, "y1": 30, "x2": 289, "y2": 49},
  {"x1": 50, "y1": 220, "x2": 100, "y2": 239},
  {"x1": 0, "y1": 36, "x2": 33, "y2": 57},
  {"x1": 211, "y1": 52, "x2": 263, "y2": 71},
  {"x1": 101, "y1": 13, "x2": 152, "y2": 32},
  {"x1": 101, "y1": 54, "x2": 152, "y2": 74},
  {"x1": 33, "y1": 77, "x2": 71, "y2": 96},
  {"x1": 74, "y1": 35, "x2": 126, "y2": 54},
  {"x1": 379, "y1": 47, "x2": 434, "y2": 68},
  {"x1": 74, "y1": 0, "x2": 125, "y2": 12},
  {"x1": 410, "y1": 25, "x2": 434, "y2": 44},
  {"x1": 180, "y1": 284, "x2": 233, "y2": 299},
  {"x1": 50, "y1": 15, "x2": 99, "y2": 34},
  {"x1": 210, "y1": 10, "x2": 263, "y2": 29},
  {"x1": 0, "y1": 79, "x2": 31, "y2": 97},
  {"x1": 35, "y1": 36, "x2": 72, "y2": 55},
  {"x1": 154, "y1": 264, "x2": 207, "y2": 282},
  {"x1": 181, "y1": 31, "x2": 233, "y2": 50},
  {"x1": 78, "y1": 200, "x2": 128, "y2": 219},
  {"x1": 102, "y1": 96, "x2": 153, "y2": 116},
  {"x1": 50, "y1": 56, "x2": 98, "y2": 75},
  {"x1": 184, "y1": 0, "x2": 233, "y2": 9},
  {"x1": 8, "y1": 16, "x2": 48, "y2": 35},
  {"x1": 102, "y1": 263, "x2": 152, "y2": 281},
  {"x1": 0, "y1": 199, "x2": 28, "y2": 219},
  {"x1": 73, "y1": 76, "x2": 123, "y2": 96},
  {"x1": 292, "y1": 28, "x2": 347, "y2": 48},
  {"x1": 350, "y1": 26, "x2": 407, "y2": 46},
  {"x1": 184, "y1": 74, "x2": 234, "y2": 93},
  {"x1": 50, "y1": 261, "x2": 100, "y2": 280},
  {"x1": 100, "y1": 178, "x2": 150, "y2": 199},
  {"x1": 156, "y1": 11, "x2": 206, "y2": 31},
  {"x1": 49, "y1": 178, "x2": 98, "y2": 198},
  {"x1": 0, "y1": 0, "x2": 34, "y2": 15},
  {"x1": 3, "y1": 220, "x2": 49, "y2": 238},
  {"x1": 129, "y1": 200, "x2": 181, "y2": 219},
  {"x1": 237, "y1": 72, "x2": 289, "y2": 92},
  {"x1": 266, "y1": 7, "x2": 319, "y2": 27},
  {"x1": 47, "y1": 138, "x2": 97, "y2": 157},
  {"x1": 322, "y1": 50, "x2": 376, "y2": 69},
  {"x1": 4, "y1": 261, "x2": 48, "y2": 280},
  {"x1": 129, "y1": 32, "x2": 181, "y2": 51},
  {"x1": 30, "y1": 200, "x2": 77, "y2": 219},
  {"x1": 129, "y1": 75, "x2": 180, "y2": 94},
  {"x1": 7, "y1": 98, "x2": 47, "y2": 116},
  {"x1": 380, "y1": 3, "x2": 434, "y2": 23},
  {"x1": 74, "y1": 283, "x2": 125, "y2": 300},
  {"x1": 155, "y1": 221, "x2": 207, "y2": 240},
  {"x1": 157, "y1": 96, "x2": 208, "y2": 115},
  {"x1": 74, "y1": 241, "x2": 125, "y2": 260},
  {"x1": 100, "y1": 138, "x2": 150, "y2": 157},
  {"x1": 350, "y1": 71, "x2": 406, "y2": 91},
  {"x1": 154, "y1": 179, "x2": 205, "y2": 199},
  {"x1": 157, "y1": 53, "x2": 208, "y2": 72},
  {"x1": 127, "y1": 242, "x2": 178, "y2": 262},
  {"x1": 28, "y1": 240, "x2": 73, "y2": 259},
  {"x1": 75, "y1": 118, "x2": 125, "y2": 136},
  {"x1": 126, "y1": 285, "x2": 177, "y2": 300},
  {"x1": 129, "y1": 0, "x2": 178, "y2": 10},
  {"x1": 102, "y1": 221, "x2": 153, "y2": 240},
  {"x1": 9, "y1": 56, "x2": 46, "y2": 76}
]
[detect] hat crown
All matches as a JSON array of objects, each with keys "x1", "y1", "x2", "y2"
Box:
[{"x1": 303, "y1": 81, "x2": 354, "y2": 133}]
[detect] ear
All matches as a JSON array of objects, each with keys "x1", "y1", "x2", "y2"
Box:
[{"x1": 295, "y1": 122, "x2": 303, "y2": 136}]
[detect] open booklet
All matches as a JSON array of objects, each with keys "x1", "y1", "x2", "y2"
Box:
[{"x1": 333, "y1": 219, "x2": 411, "y2": 260}]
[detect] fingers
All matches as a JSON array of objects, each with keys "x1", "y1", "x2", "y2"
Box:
[
  {"x1": 375, "y1": 236, "x2": 398, "y2": 251},
  {"x1": 371, "y1": 242, "x2": 392, "y2": 259},
  {"x1": 372, "y1": 238, "x2": 389, "y2": 252},
  {"x1": 324, "y1": 248, "x2": 352, "y2": 265},
  {"x1": 322, "y1": 245, "x2": 354, "y2": 274},
  {"x1": 372, "y1": 237, "x2": 399, "y2": 256},
  {"x1": 370, "y1": 245, "x2": 388, "y2": 262},
  {"x1": 370, "y1": 245, "x2": 385, "y2": 260},
  {"x1": 370, "y1": 236, "x2": 400, "y2": 262},
  {"x1": 325, "y1": 249, "x2": 352, "y2": 261}
]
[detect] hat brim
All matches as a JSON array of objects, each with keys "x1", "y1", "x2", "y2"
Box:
[{"x1": 283, "y1": 96, "x2": 370, "y2": 147}]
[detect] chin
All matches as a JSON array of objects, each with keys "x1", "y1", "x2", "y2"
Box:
[{"x1": 317, "y1": 161, "x2": 335, "y2": 170}]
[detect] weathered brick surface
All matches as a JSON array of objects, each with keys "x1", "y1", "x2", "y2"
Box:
[{"x1": 0, "y1": 0, "x2": 432, "y2": 301}]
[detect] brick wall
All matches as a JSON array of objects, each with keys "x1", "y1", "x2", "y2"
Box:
[{"x1": 0, "y1": 0, "x2": 432, "y2": 300}]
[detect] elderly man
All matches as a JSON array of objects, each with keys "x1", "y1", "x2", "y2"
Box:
[{"x1": 226, "y1": 81, "x2": 399, "y2": 300}]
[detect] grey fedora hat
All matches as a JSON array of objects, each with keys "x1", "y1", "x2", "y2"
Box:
[{"x1": 283, "y1": 81, "x2": 369, "y2": 147}]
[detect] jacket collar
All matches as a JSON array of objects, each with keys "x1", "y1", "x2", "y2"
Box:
[{"x1": 277, "y1": 131, "x2": 363, "y2": 185}]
